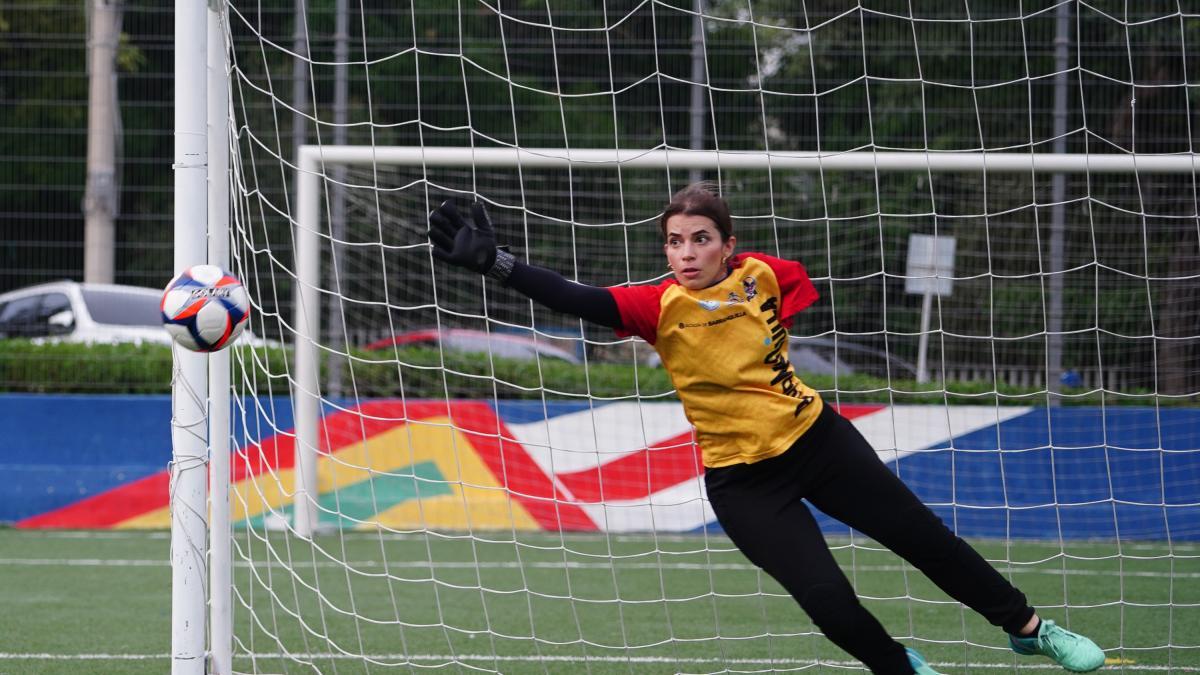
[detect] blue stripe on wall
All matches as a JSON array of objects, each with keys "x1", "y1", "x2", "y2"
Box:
[
  {"x1": 1, "y1": 394, "x2": 174, "y2": 521},
  {"x1": 809, "y1": 407, "x2": 1200, "y2": 541},
  {"x1": 0, "y1": 394, "x2": 296, "y2": 522},
  {"x1": 4, "y1": 395, "x2": 1199, "y2": 540},
  {"x1": 490, "y1": 400, "x2": 598, "y2": 424}
]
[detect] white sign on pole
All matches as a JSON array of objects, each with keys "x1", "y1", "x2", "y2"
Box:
[
  {"x1": 905, "y1": 234, "x2": 956, "y2": 297},
  {"x1": 906, "y1": 234, "x2": 956, "y2": 384}
]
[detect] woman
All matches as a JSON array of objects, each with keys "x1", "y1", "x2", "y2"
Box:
[{"x1": 428, "y1": 184, "x2": 1105, "y2": 675}]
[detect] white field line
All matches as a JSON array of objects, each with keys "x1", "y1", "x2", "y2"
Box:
[
  {"x1": 1, "y1": 557, "x2": 1198, "y2": 580},
  {"x1": 0, "y1": 652, "x2": 1195, "y2": 671},
  {"x1": 11, "y1": 530, "x2": 1200, "y2": 554}
]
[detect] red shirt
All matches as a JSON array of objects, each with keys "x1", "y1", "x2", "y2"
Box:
[{"x1": 608, "y1": 253, "x2": 824, "y2": 467}]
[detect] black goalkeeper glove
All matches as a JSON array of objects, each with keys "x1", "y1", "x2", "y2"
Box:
[
  {"x1": 428, "y1": 200, "x2": 516, "y2": 281},
  {"x1": 429, "y1": 200, "x2": 495, "y2": 273}
]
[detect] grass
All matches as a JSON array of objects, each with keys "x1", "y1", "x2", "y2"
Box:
[{"x1": 0, "y1": 528, "x2": 1197, "y2": 674}]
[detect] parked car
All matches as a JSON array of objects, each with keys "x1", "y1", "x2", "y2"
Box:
[
  {"x1": 788, "y1": 336, "x2": 919, "y2": 380},
  {"x1": 0, "y1": 280, "x2": 268, "y2": 348},
  {"x1": 0, "y1": 281, "x2": 171, "y2": 344},
  {"x1": 363, "y1": 328, "x2": 582, "y2": 364}
]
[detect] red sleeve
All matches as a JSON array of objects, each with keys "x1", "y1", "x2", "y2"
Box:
[
  {"x1": 742, "y1": 253, "x2": 819, "y2": 325},
  {"x1": 606, "y1": 282, "x2": 670, "y2": 344}
]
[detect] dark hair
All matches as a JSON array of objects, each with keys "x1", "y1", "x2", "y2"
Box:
[{"x1": 659, "y1": 182, "x2": 733, "y2": 241}]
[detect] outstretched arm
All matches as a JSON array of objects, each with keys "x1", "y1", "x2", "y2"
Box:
[
  {"x1": 504, "y1": 260, "x2": 621, "y2": 329},
  {"x1": 429, "y1": 201, "x2": 621, "y2": 329}
]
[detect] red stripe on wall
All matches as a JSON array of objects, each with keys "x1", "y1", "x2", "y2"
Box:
[
  {"x1": 18, "y1": 400, "x2": 597, "y2": 531},
  {"x1": 557, "y1": 431, "x2": 699, "y2": 503},
  {"x1": 835, "y1": 404, "x2": 887, "y2": 420},
  {"x1": 17, "y1": 401, "x2": 879, "y2": 530},
  {"x1": 17, "y1": 472, "x2": 170, "y2": 529},
  {"x1": 553, "y1": 403, "x2": 886, "y2": 503},
  {"x1": 411, "y1": 401, "x2": 596, "y2": 531}
]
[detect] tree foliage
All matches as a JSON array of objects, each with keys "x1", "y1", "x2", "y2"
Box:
[{"x1": 3, "y1": 1, "x2": 1197, "y2": 391}]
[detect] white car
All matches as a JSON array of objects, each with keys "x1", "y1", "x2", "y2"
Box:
[{"x1": 0, "y1": 281, "x2": 173, "y2": 345}]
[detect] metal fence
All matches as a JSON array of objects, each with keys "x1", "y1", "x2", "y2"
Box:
[{"x1": 2, "y1": 1, "x2": 1197, "y2": 393}]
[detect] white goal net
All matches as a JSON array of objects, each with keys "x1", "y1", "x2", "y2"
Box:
[{"x1": 205, "y1": 1, "x2": 1200, "y2": 672}]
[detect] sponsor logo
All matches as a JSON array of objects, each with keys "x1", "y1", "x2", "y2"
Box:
[
  {"x1": 698, "y1": 294, "x2": 745, "y2": 311},
  {"x1": 678, "y1": 310, "x2": 747, "y2": 330},
  {"x1": 189, "y1": 287, "x2": 233, "y2": 299}
]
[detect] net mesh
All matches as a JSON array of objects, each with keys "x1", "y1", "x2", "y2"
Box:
[{"x1": 218, "y1": 1, "x2": 1200, "y2": 672}]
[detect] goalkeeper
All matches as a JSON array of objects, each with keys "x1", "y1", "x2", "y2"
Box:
[{"x1": 428, "y1": 183, "x2": 1106, "y2": 675}]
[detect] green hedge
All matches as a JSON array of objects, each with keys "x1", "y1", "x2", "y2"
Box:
[
  {"x1": 0, "y1": 341, "x2": 174, "y2": 394},
  {"x1": 0, "y1": 340, "x2": 1184, "y2": 406},
  {"x1": 0, "y1": 340, "x2": 677, "y2": 400}
]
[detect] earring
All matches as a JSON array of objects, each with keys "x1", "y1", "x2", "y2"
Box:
[{"x1": 667, "y1": 263, "x2": 674, "y2": 270}]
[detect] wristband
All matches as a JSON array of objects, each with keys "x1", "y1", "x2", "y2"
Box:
[{"x1": 486, "y1": 248, "x2": 516, "y2": 283}]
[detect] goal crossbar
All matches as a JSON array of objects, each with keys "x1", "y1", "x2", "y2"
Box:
[{"x1": 297, "y1": 145, "x2": 1200, "y2": 173}]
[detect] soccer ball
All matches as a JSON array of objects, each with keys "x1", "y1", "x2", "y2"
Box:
[{"x1": 160, "y1": 265, "x2": 251, "y2": 352}]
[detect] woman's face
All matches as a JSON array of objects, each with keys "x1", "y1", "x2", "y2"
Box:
[{"x1": 664, "y1": 213, "x2": 736, "y2": 290}]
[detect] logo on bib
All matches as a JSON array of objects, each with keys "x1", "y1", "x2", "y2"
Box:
[
  {"x1": 698, "y1": 300, "x2": 721, "y2": 311},
  {"x1": 742, "y1": 275, "x2": 757, "y2": 300}
]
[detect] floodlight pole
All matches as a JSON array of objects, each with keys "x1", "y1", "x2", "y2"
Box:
[{"x1": 171, "y1": 0, "x2": 208, "y2": 673}]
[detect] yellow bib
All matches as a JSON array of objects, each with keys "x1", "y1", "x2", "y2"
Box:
[{"x1": 613, "y1": 255, "x2": 824, "y2": 467}]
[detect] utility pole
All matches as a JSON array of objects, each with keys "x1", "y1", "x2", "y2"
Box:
[
  {"x1": 83, "y1": 0, "x2": 123, "y2": 284},
  {"x1": 326, "y1": 0, "x2": 349, "y2": 398},
  {"x1": 292, "y1": 0, "x2": 309, "y2": 165},
  {"x1": 1047, "y1": 1, "x2": 1071, "y2": 404},
  {"x1": 688, "y1": 0, "x2": 707, "y2": 185}
]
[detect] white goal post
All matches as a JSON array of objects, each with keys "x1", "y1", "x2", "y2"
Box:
[{"x1": 291, "y1": 144, "x2": 1199, "y2": 540}]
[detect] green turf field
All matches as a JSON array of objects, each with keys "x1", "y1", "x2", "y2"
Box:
[{"x1": 0, "y1": 528, "x2": 1196, "y2": 674}]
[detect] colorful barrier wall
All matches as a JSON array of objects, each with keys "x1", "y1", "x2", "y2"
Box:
[{"x1": 3, "y1": 394, "x2": 1198, "y2": 539}]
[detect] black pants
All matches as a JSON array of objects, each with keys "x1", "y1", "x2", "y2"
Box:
[{"x1": 704, "y1": 405, "x2": 1035, "y2": 674}]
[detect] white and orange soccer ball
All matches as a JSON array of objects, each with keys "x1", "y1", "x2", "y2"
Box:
[{"x1": 160, "y1": 265, "x2": 251, "y2": 352}]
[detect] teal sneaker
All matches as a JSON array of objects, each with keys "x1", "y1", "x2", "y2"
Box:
[
  {"x1": 1009, "y1": 619, "x2": 1105, "y2": 672},
  {"x1": 906, "y1": 647, "x2": 944, "y2": 675}
]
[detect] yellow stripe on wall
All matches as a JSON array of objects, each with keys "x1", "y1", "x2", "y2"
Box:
[{"x1": 114, "y1": 416, "x2": 538, "y2": 531}]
